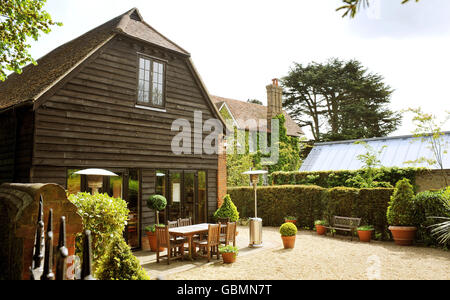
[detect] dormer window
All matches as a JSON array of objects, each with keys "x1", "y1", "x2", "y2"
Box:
[{"x1": 137, "y1": 55, "x2": 165, "y2": 107}]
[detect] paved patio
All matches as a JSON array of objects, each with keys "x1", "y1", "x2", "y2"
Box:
[{"x1": 136, "y1": 225, "x2": 450, "y2": 280}]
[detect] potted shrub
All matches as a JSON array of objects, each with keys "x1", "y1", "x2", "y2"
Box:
[
  {"x1": 144, "y1": 224, "x2": 165, "y2": 252},
  {"x1": 284, "y1": 216, "x2": 297, "y2": 224},
  {"x1": 387, "y1": 178, "x2": 417, "y2": 246},
  {"x1": 219, "y1": 245, "x2": 238, "y2": 264},
  {"x1": 314, "y1": 220, "x2": 328, "y2": 235},
  {"x1": 146, "y1": 194, "x2": 167, "y2": 252},
  {"x1": 214, "y1": 194, "x2": 240, "y2": 235},
  {"x1": 280, "y1": 222, "x2": 298, "y2": 249},
  {"x1": 357, "y1": 225, "x2": 374, "y2": 242},
  {"x1": 214, "y1": 194, "x2": 239, "y2": 222}
]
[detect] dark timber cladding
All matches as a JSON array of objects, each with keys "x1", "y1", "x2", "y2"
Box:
[
  {"x1": 32, "y1": 37, "x2": 221, "y2": 224},
  {"x1": 33, "y1": 36, "x2": 219, "y2": 170},
  {"x1": 0, "y1": 8, "x2": 226, "y2": 245}
]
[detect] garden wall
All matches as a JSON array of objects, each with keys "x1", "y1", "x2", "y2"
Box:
[{"x1": 228, "y1": 185, "x2": 394, "y2": 238}]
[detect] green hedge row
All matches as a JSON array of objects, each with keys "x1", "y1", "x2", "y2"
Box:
[
  {"x1": 414, "y1": 188, "x2": 450, "y2": 248},
  {"x1": 228, "y1": 185, "x2": 394, "y2": 238},
  {"x1": 271, "y1": 167, "x2": 424, "y2": 190}
]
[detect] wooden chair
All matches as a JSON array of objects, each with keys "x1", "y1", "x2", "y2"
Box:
[
  {"x1": 217, "y1": 217, "x2": 230, "y2": 224},
  {"x1": 178, "y1": 217, "x2": 192, "y2": 227},
  {"x1": 167, "y1": 220, "x2": 178, "y2": 228},
  {"x1": 217, "y1": 217, "x2": 230, "y2": 238},
  {"x1": 220, "y1": 222, "x2": 236, "y2": 247},
  {"x1": 193, "y1": 224, "x2": 221, "y2": 262},
  {"x1": 167, "y1": 220, "x2": 187, "y2": 243},
  {"x1": 156, "y1": 226, "x2": 184, "y2": 265}
]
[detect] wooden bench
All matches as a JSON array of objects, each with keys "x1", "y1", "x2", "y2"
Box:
[{"x1": 325, "y1": 216, "x2": 361, "y2": 241}]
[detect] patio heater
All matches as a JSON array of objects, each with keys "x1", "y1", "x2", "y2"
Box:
[
  {"x1": 74, "y1": 169, "x2": 118, "y2": 194},
  {"x1": 242, "y1": 170, "x2": 268, "y2": 248}
]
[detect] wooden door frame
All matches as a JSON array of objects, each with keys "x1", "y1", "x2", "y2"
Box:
[{"x1": 163, "y1": 169, "x2": 208, "y2": 225}]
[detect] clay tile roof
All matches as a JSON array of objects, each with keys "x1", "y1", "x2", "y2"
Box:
[
  {"x1": 0, "y1": 8, "x2": 189, "y2": 111},
  {"x1": 210, "y1": 95, "x2": 303, "y2": 137}
]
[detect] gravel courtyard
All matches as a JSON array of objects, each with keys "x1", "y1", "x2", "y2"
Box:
[{"x1": 136, "y1": 226, "x2": 450, "y2": 280}]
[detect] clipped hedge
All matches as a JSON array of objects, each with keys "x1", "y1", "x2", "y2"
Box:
[
  {"x1": 414, "y1": 188, "x2": 450, "y2": 248},
  {"x1": 271, "y1": 167, "x2": 423, "y2": 190},
  {"x1": 228, "y1": 185, "x2": 393, "y2": 238}
]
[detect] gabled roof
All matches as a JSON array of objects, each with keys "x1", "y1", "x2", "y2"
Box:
[
  {"x1": 0, "y1": 8, "x2": 189, "y2": 111},
  {"x1": 300, "y1": 132, "x2": 450, "y2": 171},
  {"x1": 210, "y1": 95, "x2": 304, "y2": 137}
]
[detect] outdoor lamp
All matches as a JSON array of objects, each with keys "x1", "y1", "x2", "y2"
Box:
[
  {"x1": 74, "y1": 169, "x2": 118, "y2": 194},
  {"x1": 242, "y1": 170, "x2": 268, "y2": 248}
]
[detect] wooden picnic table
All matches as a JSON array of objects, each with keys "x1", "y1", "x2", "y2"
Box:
[{"x1": 169, "y1": 223, "x2": 226, "y2": 260}]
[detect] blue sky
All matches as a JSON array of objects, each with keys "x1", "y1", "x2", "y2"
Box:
[{"x1": 28, "y1": 0, "x2": 450, "y2": 138}]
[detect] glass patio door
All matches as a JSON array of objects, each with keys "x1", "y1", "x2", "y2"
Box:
[
  {"x1": 105, "y1": 170, "x2": 140, "y2": 249},
  {"x1": 162, "y1": 170, "x2": 207, "y2": 224}
]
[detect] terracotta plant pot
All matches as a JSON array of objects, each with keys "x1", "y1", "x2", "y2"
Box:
[
  {"x1": 315, "y1": 225, "x2": 326, "y2": 235},
  {"x1": 358, "y1": 230, "x2": 373, "y2": 242},
  {"x1": 285, "y1": 220, "x2": 297, "y2": 225},
  {"x1": 389, "y1": 226, "x2": 417, "y2": 246},
  {"x1": 146, "y1": 231, "x2": 164, "y2": 252},
  {"x1": 222, "y1": 252, "x2": 237, "y2": 264},
  {"x1": 281, "y1": 235, "x2": 296, "y2": 249}
]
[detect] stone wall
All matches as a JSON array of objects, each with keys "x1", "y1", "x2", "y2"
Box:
[
  {"x1": 0, "y1": 183, "x2": 82, "y2": 280},
  {"x1": 416, "y1": 170, "x2": 450, "y2": 192}
]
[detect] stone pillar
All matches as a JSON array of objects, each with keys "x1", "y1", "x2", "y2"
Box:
[
  {"x1": 266, "y1": 78, "x2": 283, "y2": 129},
  {"x1": 0, "y1": 183, "x2": 82, "y2": 280}
]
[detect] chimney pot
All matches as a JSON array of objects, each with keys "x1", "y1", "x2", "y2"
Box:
[{"x1": 266, "y1": 79, "x2": 283, "y2": 129}]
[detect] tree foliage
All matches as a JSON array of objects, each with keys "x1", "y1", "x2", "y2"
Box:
[
  {"x1": 345, "y1": 141, "x2": 392, "y2": 188},
  {"x1": 404, "y1": 107, "x2": 449, "y2": 186},
  {"x1": 282, "y1": 58, "x2": 402, "y2": 142},
  {"x1": 226, "y1": 115, "x2": 302, "y2": 187},
  {"x1": 0, "y1": 0, "x2": 62, "y2": 81},
  {"x1": 337, "y1": 0, "x2": 420, "y2": 18},
  {"x1": 95, "y1": 235, "x2": 150, "y2": 280},
  {"x1": 68, "y1": 192, "x2": 129, "y2": 269}
]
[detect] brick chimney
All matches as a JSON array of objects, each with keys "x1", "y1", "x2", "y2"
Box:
[{"x1": 266, "y1": 78, "x2": 283, "y2": 128}]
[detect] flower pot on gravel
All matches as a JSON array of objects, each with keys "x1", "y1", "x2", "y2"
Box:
[
  {"x1": 315, "y1": 225, "x2": 326, "y2": 235},
  {"x1": 280, "y1": 222, "x2": 297, "y2": 249},
  {"x1": 284, "y1": 216, "x2": 297, "y2": 225},
  {"x1": 357, "y1": 226, "x2": 374, "y2": 242},
  {"x1": 314, "y1": 220, "x2": 328, "y2": 235},
  {"x1": 281, "y1": 235, "x2": 296, "y2": 248},
  {"x1": 221, "y1": 252, "x2": 237, "y2": 264},
  {"x1": 389, "y1": 226, "x2": 417, "y2": 246},
  {"x1": 219, "y1": 245, "x2": 238, "y2": 264},
  {"x1": 386, "y1": 179, "x2": 417, "y2": 246}
]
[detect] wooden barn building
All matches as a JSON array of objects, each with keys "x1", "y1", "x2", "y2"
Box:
[{"x1": 0, "y1": 8, "x2": 227, "y2": 249}]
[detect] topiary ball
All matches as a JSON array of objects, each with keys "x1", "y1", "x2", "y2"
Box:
[
  {"x1": 147, "y1": 195, "x2": 167, "y2": 211},
  {"x1": 279, "y1": 222, "x2": 298, "y2": 236},
  {"x1": 213, "y1": 194, "x2": 239, "y2": 222}
]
